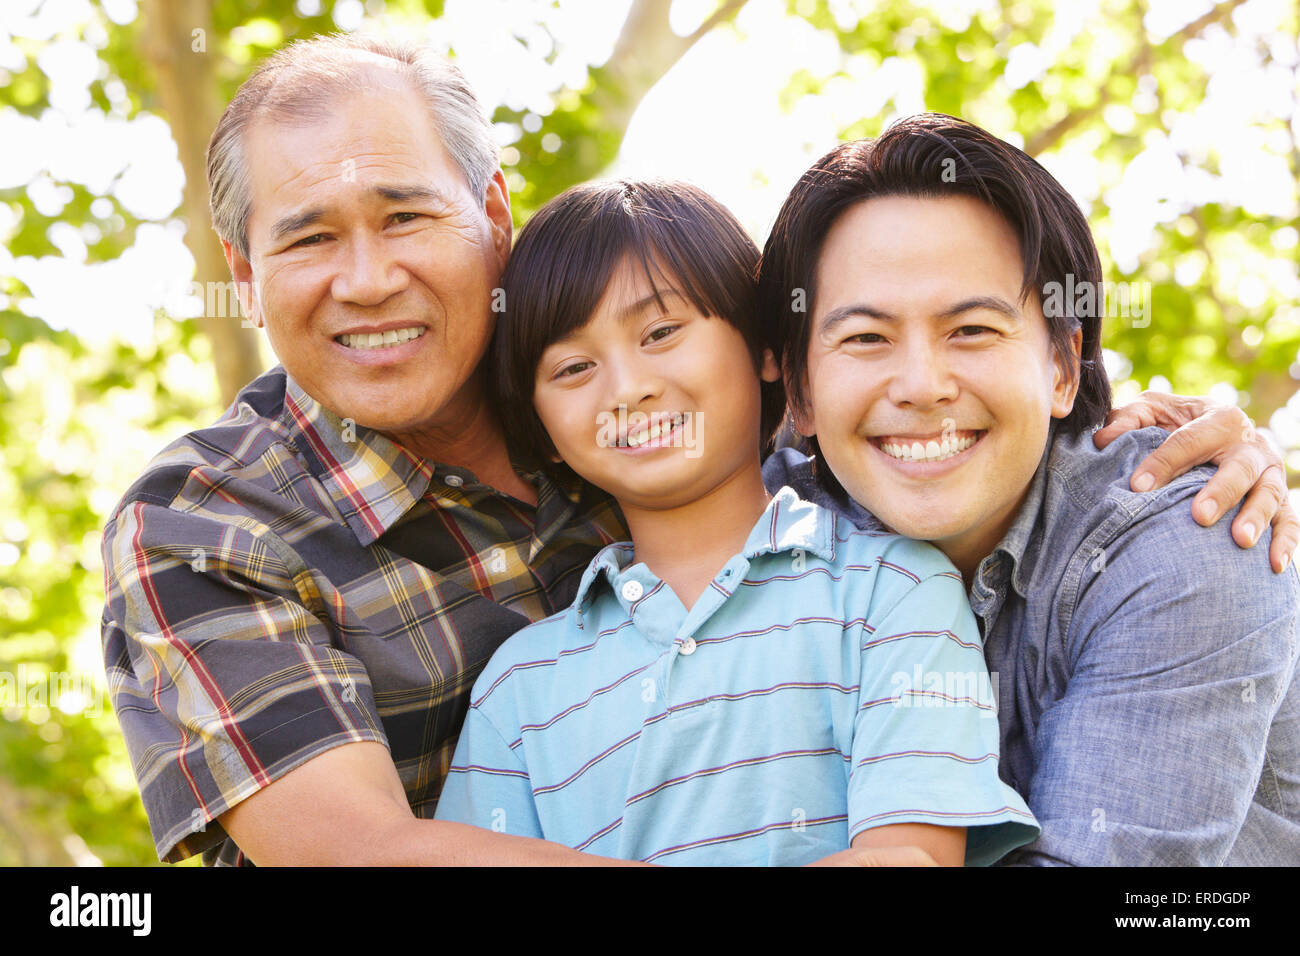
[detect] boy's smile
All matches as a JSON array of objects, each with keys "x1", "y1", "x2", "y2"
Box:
[
  {"x1": 800, "y1": 195, "x2": 1080, "y2": 581},
  {"x1": 532, "y1": 257, "x2": 778, "y2": 511}
]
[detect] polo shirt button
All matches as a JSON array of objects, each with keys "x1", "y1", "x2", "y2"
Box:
[
  {"x1": 444, "y1": 474, "x2": 464, "y2": 488},
  {"x1": 621, "y1": 580, "x2": 643, "y2": 602},
  {"x1": 680, "y1": 638, "x2": 697, "y2": 656}
]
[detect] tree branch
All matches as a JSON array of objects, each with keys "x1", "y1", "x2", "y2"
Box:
[{"x1": 1025, "y1": 0, "x2": 1250, "y2": 156}]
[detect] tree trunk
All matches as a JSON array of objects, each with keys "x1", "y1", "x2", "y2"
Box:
[
  {"x1": 592, "y1": 0, "x2": 751, "y2": 139},
  {"x1": 140, "y1": 0, "x2": 266, "y2": 408}
]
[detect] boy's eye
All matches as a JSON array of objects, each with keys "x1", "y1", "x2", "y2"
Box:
[
  {"x1": 555, "y1": 360, "x2": 593, "y2": 379},
  {"x1": 645, "y1": 324, "x2": 680, "y2": 344}
]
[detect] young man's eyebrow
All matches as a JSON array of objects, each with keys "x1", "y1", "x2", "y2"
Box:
[
  {"x1": 819, "y1": 303, "x2": 896, "y2": 334},
  {"x1": 819, "y1": 295, "x2": 1023, "y2": 332},
  {"x1": 936, "y1": 295, "x2": 1023, "y2": 322},
  {"x1": 268, "y1": 185, "x2": 451, "y2": 243}
]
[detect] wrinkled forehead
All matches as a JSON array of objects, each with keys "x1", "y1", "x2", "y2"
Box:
[{"x1": 253, "y1": 56, "x2": 416, "y2": 130}]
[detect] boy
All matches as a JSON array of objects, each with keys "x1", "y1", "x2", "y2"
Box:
[{"x1": 433, "y1": 180, "x2": 1038, "y2": 865}]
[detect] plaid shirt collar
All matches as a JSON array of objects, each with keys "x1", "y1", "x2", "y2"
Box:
[{"x1": 283, "y1": 374, "x2": 587, "y2": 552}]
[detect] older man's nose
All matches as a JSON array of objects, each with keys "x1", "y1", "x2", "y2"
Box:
[{"x1": 332, "y1": 234, "x2": 409, "y2": 305}]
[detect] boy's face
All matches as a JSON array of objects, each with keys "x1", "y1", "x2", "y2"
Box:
[
  {"x1": 799, "y1": 195, "x2": 1080, "y2": 576},
  {"x1": 532, "y1": 258, "x2": 779, "y2": 511}
]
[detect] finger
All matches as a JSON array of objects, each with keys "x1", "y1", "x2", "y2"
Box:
[
  {"x1": 1093, "y1": 401, "x2": 1160, "y2": 450},
  {"x1": 1268, "y1": 483, "x2": 1299, "y2": 574},
  {"x1": 1228, "y1": 464, "x2": 1286, "y2": 549},
  {"x1": 1192, "y1": 448, "x2": 1267, "y2": 527},
  {"x1": 1131, "y1": 420, "x2": 1223, "y2": 493}
]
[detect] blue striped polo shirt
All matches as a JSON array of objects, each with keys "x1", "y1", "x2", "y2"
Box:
[{"x1": 434, "y1": 486, "x2": 1039, "y2": 865}]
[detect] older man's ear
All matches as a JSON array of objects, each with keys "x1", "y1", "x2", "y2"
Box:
[
  {"x1": 221, "y1": 238, "x2": 263, "y2": 329},
  {"x1": 484, "y1": 168, "x2": 513, "y2": 271}
]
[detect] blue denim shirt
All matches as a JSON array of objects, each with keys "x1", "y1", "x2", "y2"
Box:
[{"x1": 764, "y1": 424, "x2": 1300, "y2": 865}]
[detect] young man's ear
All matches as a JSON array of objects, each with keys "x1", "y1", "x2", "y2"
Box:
[
  {"x1": 483, "y1": 168, "x2": 513, "y2": 271},
  {"x1": 221, "y1": 238, "x2": 263, "y2": 329},
  {"x1": 1051, "y1": 326, "x2": 1084, "y2": 419},
  {"x1": 783, "y1": 361, "x2": 816, "y2": 437},
  {"x1": 759, "y1": 348, "x2": 781, "y2": 383}
]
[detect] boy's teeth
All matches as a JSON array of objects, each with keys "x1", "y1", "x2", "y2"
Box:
[
  {"x1": 338, "y1": 327, "x2": 425, "y2": 350},
  {"x1": 882, "y1": 433, "x2": 979, "y2": 462},
  {"x1": 626, "y1": 413, "x2": 683, "y2": 447}
]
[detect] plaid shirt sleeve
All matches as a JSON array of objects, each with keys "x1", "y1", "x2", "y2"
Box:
[{"x1": 102, "y1": 498, "x2": 389, "y2": 863}]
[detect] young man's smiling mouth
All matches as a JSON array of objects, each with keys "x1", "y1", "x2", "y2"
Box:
[{"x1": 870, "y1": 428, "x2": 987, "y2": 465}]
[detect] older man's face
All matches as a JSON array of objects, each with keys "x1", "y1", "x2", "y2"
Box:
[{"x1": 226, "y1": 68, "x2": 510, "y2": 436}]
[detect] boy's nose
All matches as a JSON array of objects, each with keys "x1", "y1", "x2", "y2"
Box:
[{"x1": 606, "y1": 353, "x2": 664, "y2": 410}]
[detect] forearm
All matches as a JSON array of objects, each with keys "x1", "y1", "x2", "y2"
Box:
[{"x1": 364, "y1": 817, "x2": 646, "y2": 866}]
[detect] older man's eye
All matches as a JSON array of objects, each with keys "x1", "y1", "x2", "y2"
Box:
[
  {"x1": 294, "y1": 234, "x2": 326, "y2": 248},
  {"x1": 392, "y1": 212, "x2": 420, "y2": 224}
]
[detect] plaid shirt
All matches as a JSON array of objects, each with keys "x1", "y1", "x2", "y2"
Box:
[{"x1": 100, "y1": 367, "x2": 625, "y2": 865}]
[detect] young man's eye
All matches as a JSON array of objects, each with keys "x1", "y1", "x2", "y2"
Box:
[
  {"x1": 845, "y1": 332, "x2": 885, "y2": 345},
  {"x1": 955, "y1": 325, "x2": 994, "y2": 337}
]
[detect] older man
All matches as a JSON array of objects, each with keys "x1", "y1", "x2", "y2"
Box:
[{"x1": 102, "y1": 34, "x2": 1293, "y2": 866}]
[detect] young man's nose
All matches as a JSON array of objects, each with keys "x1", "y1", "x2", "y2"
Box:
[
  {"x1": 886, "y1": 336, "x2": 959, "y2": 409},
  {"x1": 331, "y1": 233, "x2": 410, "y2": 306}
]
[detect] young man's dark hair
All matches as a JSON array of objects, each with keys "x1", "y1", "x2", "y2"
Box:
[
  {"x1": 492, "y1": 179, "x2": 785, "y2": 469},
  {"x1": 757, "y1": 111, "x2": 1111, "y2": 460}
]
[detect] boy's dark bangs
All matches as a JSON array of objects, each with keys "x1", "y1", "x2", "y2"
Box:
[{"x1": 495, "y1": 179, "x2": 780, "y2": 471}]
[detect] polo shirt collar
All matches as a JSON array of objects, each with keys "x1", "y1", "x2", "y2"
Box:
[
  {"x1": 741, "y1": 485, "x2": 837, "y2": 562},
  {"x1": 570, "y1": 485, "x2": 836, "y2": 612},
  {"x1": 283, "y1": 375, "x2": 435, "y2": 547}
]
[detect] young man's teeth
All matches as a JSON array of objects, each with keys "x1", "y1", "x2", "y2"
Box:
[
  {"x1": 882, "y1": 433, "x2": 979, "y2": 462},
  {"x1": 338, "y1": 327, "x2": 425, "y2": 350}
]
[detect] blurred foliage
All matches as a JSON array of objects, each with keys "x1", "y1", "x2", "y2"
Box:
[{"x1": 1, "y1": 0, "x2": 1297, "y2": 865}]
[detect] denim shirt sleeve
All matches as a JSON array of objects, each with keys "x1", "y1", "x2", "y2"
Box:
[{"x1": 1005, "y1": 493, "x2": 1300, "y2": 866}]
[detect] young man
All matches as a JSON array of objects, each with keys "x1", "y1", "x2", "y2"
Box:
[{"x1": 758, "y1": 113, "x2": 1300, "y2": 864}]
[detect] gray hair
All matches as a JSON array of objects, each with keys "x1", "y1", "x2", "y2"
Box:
[{"x1": 206, "y1": 33, "x2": 498, "y2": 260}]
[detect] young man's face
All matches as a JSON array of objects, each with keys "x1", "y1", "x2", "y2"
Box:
[
  {"x1": 531, "y1": 258, "x2": 779, "y2": 511},
  {"x1": 225, "y1": 66, "x2": 511, "y2": 437},
  {"x1": 800, "y1": 195, "x2": 1080, "y2": 577}
]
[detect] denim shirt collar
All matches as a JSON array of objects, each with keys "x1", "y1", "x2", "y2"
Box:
[{"x1": 971, "y1": 421, "x2": 1059, "y2": 608}]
